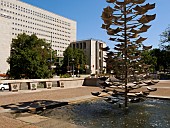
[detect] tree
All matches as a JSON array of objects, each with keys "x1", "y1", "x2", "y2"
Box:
[
  {"x1": 150, "y1": 48, "x2": 170, "y2": 72},
  {"x1": 141, "y1": 50, "x2": 157, "y2": 73},
  {"x1": 103, "y1": 50, "x2": 115, "y2": 73},
  {"x1": 159, "y1": 25, "x2": 170, "y2": 49},
  {"x1": 150, "y1": 48, "x2": 161, "y2": 71},
  {"x1": 7, "y1": 33, "x2": 53, "y2": 79},
  {"x1": 62, "y1": 47, "x2": 87, "y2": 75}
]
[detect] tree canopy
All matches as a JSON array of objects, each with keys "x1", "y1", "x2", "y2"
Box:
[
  {"x1": 150, "y1": 48, "x2": 170, "y2": 72},
  {"x1": 7, "y1": 33, "x2": 53, "y2": 79},
  {"x1": 62, "y1": 47, "x2": 87, "y2": 74},
  {"x1": 141, "y1": 50, "x2": 157, "y2": 72},
  {"x1": 160, "y1": 25, "x2": 170, "y2": 49}
]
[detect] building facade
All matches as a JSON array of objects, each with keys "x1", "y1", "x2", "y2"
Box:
[
  {"x1": 71, "y1": 39, "x2": 107, "y2": 74},
  {"x1": 0, "y1": 0, "x2": 76, "y2": 73}
]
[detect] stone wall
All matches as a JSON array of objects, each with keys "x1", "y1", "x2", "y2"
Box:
[
  {"x1": 83, "y1": 78, "x2": 102, "y2": 86},
  {"x1": 0, "y1": 78, "x2": 86, "y2": 91}
]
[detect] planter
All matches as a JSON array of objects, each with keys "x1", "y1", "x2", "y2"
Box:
[
  {"x1": 9, "y1": 83, "x2": 20, "y2": 92},
  {"x1": 45, "y1": 82, "x2": 52, "y2": 89},
  {"x1": 28, "y1": 82, "x2": 37, "y2": 90}
]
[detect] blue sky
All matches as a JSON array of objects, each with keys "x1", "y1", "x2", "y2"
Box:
[{"x1": 21, "y1": 0, "x2": 170, "y2": 49}]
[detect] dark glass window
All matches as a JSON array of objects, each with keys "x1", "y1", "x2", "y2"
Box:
[{"x1": 83, "y1": 42, "x2": 86, "y2": 49}]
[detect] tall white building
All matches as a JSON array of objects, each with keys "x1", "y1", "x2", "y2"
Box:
[
  {"x1": 71, "y1": 39, "x2": 107, "y2": 74},
  {"x1": 0, "y1": 0, "x2": 76, "y2": 73}
]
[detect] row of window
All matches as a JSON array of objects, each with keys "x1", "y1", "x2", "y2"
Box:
[
  {"x1": 12, "y1": 32, "x2": 67, "y2": 53},
  {"x1": 1, "y1": 0, "x2": 71, "y2": 26},
  {"x1": 0, "y1": 12, "x2": 11, "y2": 19},
  {"x1": 0, "y1": 7, "x2": 71, "y2": 32},
  {"x1": 12, "y1": 26, "x2": 70, "y2": 44},
  {"x1": 72, "y1": 42, "x2": 87, "y2": 49},
  {"x1": 12, "y1": 28, "x2": 70, "y2": 44},
  {"x1": 2, "y1": 17, "x2": 69, "y2": 57},
  {"x1": 52, "y1": 44, "x2": 67, "y2": 49},
  {"x1": 14, "y1": 17, "x2": 70, "y2": 34},
  {"x1": 12, "y1": 22, "x2": 71, "y2": 40}
]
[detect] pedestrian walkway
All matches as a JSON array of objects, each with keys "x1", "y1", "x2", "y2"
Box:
[
  {"x1": 0, "y1": 80, "x2": 170, "y2": 128},
  {"x1": 0, "y1": 86, "x2": 100, "y2": 128}
]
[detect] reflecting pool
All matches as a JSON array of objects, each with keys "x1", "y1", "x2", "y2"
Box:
[{"x1": 39, "y1": 99, "x2": 170, "y2": 128}]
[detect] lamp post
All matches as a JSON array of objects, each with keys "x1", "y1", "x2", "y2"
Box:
[
  {"x1": 50, "y1": 32, "x2": 53, "y2": 71},
  {"x1": 77, "y1": 64, "x2": 80, "y2": 77},
  {"x1": 67, "y1": 57, "x2": 70, "y2": 73},
  {"x1": 49, "y1": 46, "x2": 53, "y2": 72},
  {"x1": 42, "y1": 44, "x2": 53, "y2": 75},
  {"x1": 41, "y1": 46, "x2": 45, "y2": 49},
  {"x1": 41, "y1": 46, "x2": 45, "y2": 61},
  {"x1": 85, "y1": 64, "x2": 89, "y2": 74},
  {"x1": 72, "y1": 59, "x2": 74, "y2": 77}
]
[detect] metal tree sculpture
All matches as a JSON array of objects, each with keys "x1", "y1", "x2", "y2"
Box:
[{"x1": 92, "y1": 0, "x2": 158, "y2": 108}]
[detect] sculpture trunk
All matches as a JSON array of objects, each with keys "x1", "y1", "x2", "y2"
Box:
[{"x1": 124, "y1": 5, "x2": 128, "y2": 108}]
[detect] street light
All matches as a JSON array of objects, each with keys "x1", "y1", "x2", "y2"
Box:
[
  {"x1": 50, "y1": 32, "x2": 53, "y2": 71},
  {"x1": 77, "y1": 64, "x2": 80, "y2": 77},
  {"x1": 72, "y1": 59, "x2": 74, "y2": 78},
  {"x1": 85, "y1": 64, "x2": 89, "y2": 74},
  {"x1": 49, "y1": 46, "x2": 52, "y2": 70},
  {"x1": 41, "y1": 46, "x2": 45, "y2": 49},
  {"x1": 41, "y1": 45, "x2": 53, "y2": 71}
]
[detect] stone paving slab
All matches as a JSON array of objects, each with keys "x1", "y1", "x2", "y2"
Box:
[
  {"x1": 16, "y1": 114, "x2": 50, "y2": 124},
  {"x1": 0, "y1": 115, "x2": 39, "y2": 128},
  {"x1": 35, "y1": 118, "x2": 85, "y2": 128},
  {"x1": 14, "y1": 111, "x2": 85, "y2": 128}
]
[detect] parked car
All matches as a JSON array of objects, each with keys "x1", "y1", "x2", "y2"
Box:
[{"x1": 0, "y1": 83, "x2": 9, "y2": 91}]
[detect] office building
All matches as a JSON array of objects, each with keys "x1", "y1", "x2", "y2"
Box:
[
  {"x1": 0, "y1": 0, "x2": 77, "y2": 73},
  {"x1": 70, "y1": 39, "x2": 107, "y2": 74}
]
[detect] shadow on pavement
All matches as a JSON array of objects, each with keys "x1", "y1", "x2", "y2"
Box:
[{"x1": 1, "y1": 100, "x2": 68, "y2": 113}]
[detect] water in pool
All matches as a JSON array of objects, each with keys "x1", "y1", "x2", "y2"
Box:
[{"x1": 39, "y1": 98, "x2": 170, "y2": 128}]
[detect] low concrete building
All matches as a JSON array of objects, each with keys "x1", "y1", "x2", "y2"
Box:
[{"x1": 70, "y1": 39, "x2": 107, "y2": 74}]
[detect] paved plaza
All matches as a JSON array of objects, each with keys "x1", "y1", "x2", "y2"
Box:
[{"x1": 0, "y1": 80, "x2": 170, "y2": 128}]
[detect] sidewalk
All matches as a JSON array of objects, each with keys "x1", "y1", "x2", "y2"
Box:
[
  {"x1": 0, "y1": 80, "x2": 170, "y2": 128},
  {"x1": 0, "y1": 86, "x2": 100, "y2": 128}
]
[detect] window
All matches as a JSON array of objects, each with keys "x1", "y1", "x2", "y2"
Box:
[
  {"x1": 83, "y1": 42, "x2": 86, "y2": 49},
  {"x1": 80, "y1": 43, "x2": 82, "y2": 49},
  {"x1": 76, "y1": 43, "x2": 79, "y2": 48},
  {"x1": 99, "y1": 51, "x2": 102, "y2": 58},
  {"x1": 73, "y1": 44, "x2": 75, "y2": 49}
]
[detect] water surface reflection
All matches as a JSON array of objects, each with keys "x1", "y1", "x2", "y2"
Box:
[{"x1": 40, "y1": 99, "x2": 170, "y2": 128}]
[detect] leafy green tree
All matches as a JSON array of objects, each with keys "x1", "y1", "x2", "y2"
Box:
[
  {"x1": 7, "y1": 33, "x2": 53, "y2": 79},
  {"x1": 141, "y1": 50, "x2": 157, "y2": 72},
  {"x1": 62, "y1": 47, "x2": 87, "y2": 74},
  {"x1": 150, "y1": 48, "x2": 161, "y2": 71},
  {"x1": 160, "y1": 25, "x2": 170, "y2": 49},
  {"x1": 104, "y1": 51, "x2": 114, "y2": 74},
  {"x1": 158, "y1": 26, "x2": 170, "y2": 72},
  {"x1": 150, "y1": 48, "x2": 170, "y2": 72}
]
